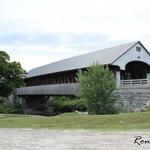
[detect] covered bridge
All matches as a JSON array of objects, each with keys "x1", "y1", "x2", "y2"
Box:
[{"x1": 17, "y1": 41, "x2": 150, "y2": 96}]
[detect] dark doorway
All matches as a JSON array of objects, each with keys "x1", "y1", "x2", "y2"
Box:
[{"x1": 121, "y1": 61, "x2": 149, "y2": 80}]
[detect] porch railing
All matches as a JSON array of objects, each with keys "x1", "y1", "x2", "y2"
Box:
[{"x1": 120, "y1": 79, "x2": 149, "y2": 86}]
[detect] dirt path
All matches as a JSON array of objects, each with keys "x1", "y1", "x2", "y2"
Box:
[{"x1": 0, "y1": 129, "x2": 149, "y2": 150}]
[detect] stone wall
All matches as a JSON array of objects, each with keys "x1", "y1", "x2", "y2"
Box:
[{"x1": 117, "y1": 85, "x2": 150, "y2": 112}]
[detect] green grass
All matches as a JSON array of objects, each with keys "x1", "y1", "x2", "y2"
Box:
[{"x1": 0, "y1": 111, "x2": 150, "y2": 130}]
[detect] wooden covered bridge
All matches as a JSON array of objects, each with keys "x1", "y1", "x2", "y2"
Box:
[
  {"x1": 17, "y1": 41, "x2": 150, "y2": 96},
  {"x1": 16, "y1": 41, "x2": 150, "y2": 113}
]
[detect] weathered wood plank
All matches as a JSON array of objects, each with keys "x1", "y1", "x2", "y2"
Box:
[{"x1": 16, "y1": 83, "x2": 79, "y2": 96}]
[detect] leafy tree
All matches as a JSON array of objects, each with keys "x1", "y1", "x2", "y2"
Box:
[
  {"x1": 0, "y1": 51, "x2": 26, "y2": 97},
  {"x1": 76, "y1": 63, "x2": 118, "y2": 115}
]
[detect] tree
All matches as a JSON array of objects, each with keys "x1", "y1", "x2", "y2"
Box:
[
  {"x1": 76, "y1": 63, "x2": 118, "y2": 115},
  {"x1": 0, "y1": 51, "x2": 26, "y2": 97}
]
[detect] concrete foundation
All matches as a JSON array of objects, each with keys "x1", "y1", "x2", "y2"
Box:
[{"x1": 117, "y1": 85, "x2": 150, "y2": 112}]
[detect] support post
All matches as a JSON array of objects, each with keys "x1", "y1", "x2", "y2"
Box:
[
  {"x1": 147, "y1": 73, "x2": 150, "y2": 84},
  {"x1": 116, "y1": 71, "x2": 121, "y2": 87}
]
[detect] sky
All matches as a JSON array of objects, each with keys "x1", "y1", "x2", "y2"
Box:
[{"x1": 0, "y1": 0, "x2": 150, "y2": 71}]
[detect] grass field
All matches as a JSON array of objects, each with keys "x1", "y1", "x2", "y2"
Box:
[{"x1": 0, "y1": 111, "x2": 150, "y2": 130}]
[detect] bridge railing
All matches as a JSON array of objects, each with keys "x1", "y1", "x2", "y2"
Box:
[{"x1": 120, "y1": 79, "x2": 149, "y2": 86}]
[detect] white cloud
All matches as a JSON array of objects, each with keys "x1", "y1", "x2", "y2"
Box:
[{"x1": 0, "y1": 0, "x2": 150, "y2": 70}]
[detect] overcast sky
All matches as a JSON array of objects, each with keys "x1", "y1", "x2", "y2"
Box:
[{"x1": 0, "y1": 0, "x2": 150, "y2": 71}]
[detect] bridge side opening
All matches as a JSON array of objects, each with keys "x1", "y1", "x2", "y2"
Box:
[
  {"x1": 120, "y1": 61, "x2": 150, "y2": 86},
  {"x1": 121, "y1": 61, "x2": 149, "y2": 80}
]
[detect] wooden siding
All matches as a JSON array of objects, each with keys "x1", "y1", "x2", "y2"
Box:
[
  {"x1": 25, "y1": 70, "x2": 78, "y2": 86},
  {"x1": 16, "y1": 83, "x2": 79, "y2": 96}
]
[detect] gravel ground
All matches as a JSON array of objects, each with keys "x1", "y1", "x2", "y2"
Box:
[{"x1": 0, "y1": 129, "x2": 150, "y2": 150}]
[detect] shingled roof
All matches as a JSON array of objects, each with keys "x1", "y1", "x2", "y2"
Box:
[{"x1": 28, "y1": 41, "x2": 139, "y2": 78}]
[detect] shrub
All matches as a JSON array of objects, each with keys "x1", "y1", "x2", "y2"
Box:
[
  {"x1": 76, "y1": 63, "x2": 118, "y2": 115},
  {"x1": 47, "y1": 96, "x2": 86, "y2": 113},
  {"x1": 0, "y1": 97, "x2": 23, "y2": 114}
]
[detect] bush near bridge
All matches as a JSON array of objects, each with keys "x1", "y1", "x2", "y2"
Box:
[
  {"x1": 76, "y1": 64, "x2": 118, "y2": 115},
  {"x1": 0, "y1": 97, "x2": 23, "y2": 114},
  {"x1": 47, "y1": 96, "x2": 86, "y2": 113}
]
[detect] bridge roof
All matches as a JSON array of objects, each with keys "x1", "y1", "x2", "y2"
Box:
[{"x1": 27, "y1": 41, "x2": 140, "y2": 78}]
